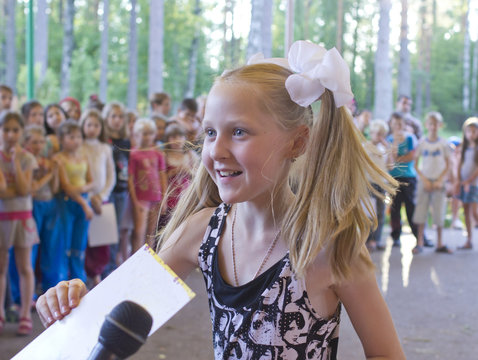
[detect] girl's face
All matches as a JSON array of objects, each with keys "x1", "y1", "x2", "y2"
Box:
[
  {"x1": 370, "y1": 129, "x2": 383, "y2": 144},
  {"x1": 61, "y1": 101, "x2": 80, "y2": 121},
  {"x1": 136, "y1": 127, "x2": 156, "y2": 148},
  {"x1": 83, "y1": 116, "x2": 102, "y2": 140},
  {"x1": 155, "y1": 120, "x2": 166, "y2": 141},
  {"x1": 107, "y1": 107, "x2": 125, "y2": 133},
  {"x1": 2, "y1": 119, "x2": 23, "y2": 148},
  {"x1": 390, "y1": 117, "x2": 404, "y2": 133},
  {"x1": 25, "y1": 133, "x2": 46, "y2": 155},
  {"x1": 168, "y1": 134, "x2": 186, "y2": 150},
  {"x1": 61, "y1": 129, "x2": 83, "y2": 152},
  {"x1": 465, "y1": 125, "x2": 478, "y2": 144},
  {"x1": 202, "y1": 83, "x2": 294, "y2": 206},
  {"x1": 28, "y1": 105, "x2": 44, "y2": 126},
  {"x1": 46, "y1": 106, "x2": 66, "y2": 130},
  {"x1": 127, "y1": 114, "x2": 137, "y2": 135}
]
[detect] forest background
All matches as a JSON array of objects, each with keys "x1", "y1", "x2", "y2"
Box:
[{"x1": 1, "y1": 0, "x2": 478, "y2": 132}]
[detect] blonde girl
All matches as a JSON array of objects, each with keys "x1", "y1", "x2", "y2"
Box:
[
  {"x1": 128, "y1": 118, "x2": 167, "y2": 254},
  {"x1": 80, "y1": 109, "x2": 116, "y2": 285},
  {"x1": 24, "y1": 125, "x2": 60, "y2": 291},
  {"x1": 37, "y1": 41, "x2": 404, "y2": 359},
  {"x1": 54, "y1": 120, "x2": 94, "y2": 282},
  {"x1": 455, "y1": 117, "x2": 478, "y2": 250},
  {"x1": 0, "y1": 112, "x2": 37, "y2": 336}
]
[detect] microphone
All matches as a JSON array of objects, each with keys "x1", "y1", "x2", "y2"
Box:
[{"x1": 87, "y1": 300, "x2": 153, "y2": 360}]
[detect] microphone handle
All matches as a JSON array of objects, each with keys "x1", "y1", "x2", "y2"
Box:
[{"x1": 86, "y1": 343, "x2": 123, "y2": 360}]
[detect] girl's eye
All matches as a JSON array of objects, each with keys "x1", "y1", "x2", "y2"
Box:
[
  {"x1": 233, "y1": 128, "x2": 245, "y2": 136},
  {"x1": 205, "y1": 129, "x2": 216, "y2": 137}
]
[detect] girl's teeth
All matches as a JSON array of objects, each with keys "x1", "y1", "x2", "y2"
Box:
[{"x1": 219, "y1": 171, "x2": 239, "y2": 177}]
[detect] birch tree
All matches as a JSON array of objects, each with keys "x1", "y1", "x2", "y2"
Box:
[
  {"x1": 35, "y1": 0, "x2": 49, "y2": 82},
  {"x1": 246, "y1": 0, "x2": 273, "y2": 59},
  {"x1": 184, "y1": 0, "x2": 201, "y2": 98},
  {"x1": 60, "y1": 0, "x2": 75, "y2": 98},
  {"x1": 415, "y1": 0, "x2": 427, "y2": 117},
  {"x1": 472, "y1": 39, "x2": 478, "y2": 111},
  {"x1": 5, "y1": 0, "x2": 16, "y2": 90},
  {"x1": 398, "y1": 0, "x2": 411, "y2": 97},
  {"x1": 463, "y1": 0, "x2": 471, "y2": 111},
  {"x1": 148, "y1": 0, "x2": 164, "y2": 96},
  {"x1": 336, "y1": 0, "x2": 344, "y2": 53},
  {"x1": 127, "y1": 0, "x2": 137, "y2": 109},
  {"x1": 374, "y1": 0, "x2": 393, "y2": 120},
  {"x1": 99, "y1": 0, "x2": 109, "y2": 102}
]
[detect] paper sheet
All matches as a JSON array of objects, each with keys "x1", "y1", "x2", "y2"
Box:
[
  {"x1": 13, "y1": 245, "x2": 195, "y2": 360},
  {"x1": 88, "y1": 203, "x2": 119, "y2": 247}
]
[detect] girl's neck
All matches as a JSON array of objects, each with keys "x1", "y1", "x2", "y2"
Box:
[
  {"x1": 109, "y1": 131, "x2": 121, "y2": 140},
  {"x1": 427, "y1": 133, "x2": 438, "y2": 141},
  {"x1": 62, "y1": 148, "x2": 80, "y2": 157}
]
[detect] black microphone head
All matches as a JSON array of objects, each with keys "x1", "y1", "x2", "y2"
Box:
[{"x1": 98, "y1": 300, "x2": 153, "y2": 359}]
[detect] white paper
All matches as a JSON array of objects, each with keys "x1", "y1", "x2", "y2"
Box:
[
  {"x1": 88, "y1": 203, "x2": 119, "y2": 247},
  {"x1": 13, "y1": 245, "x2": 196, "y2": 360}
]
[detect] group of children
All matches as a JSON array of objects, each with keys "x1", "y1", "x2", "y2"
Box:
[
  {"x1": 0, "y1": 84, "x2": 200, "y2": 336},
  {"x1": 364, "y1": 107, "x2": 476, "y2": 255}
]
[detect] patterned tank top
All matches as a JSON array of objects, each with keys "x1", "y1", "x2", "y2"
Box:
[
  {"x1": 198, "y1": 204, "x2": 341, "y2": 360},
  {"x1": 64, "y1": 160, "x2": 87, "y2": 187}
]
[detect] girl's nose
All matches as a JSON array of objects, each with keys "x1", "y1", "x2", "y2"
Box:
[{"x1": 210, "y1": 135, "x2": 230, "y2": 160}]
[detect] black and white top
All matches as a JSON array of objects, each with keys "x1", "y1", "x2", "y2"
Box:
[{"x1": 198, "y1": 203, "x2": 341, "y2": 360}]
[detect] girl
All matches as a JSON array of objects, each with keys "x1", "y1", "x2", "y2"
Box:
[
  {"x1": 80, "y1": 109, "x2": 116, "y2": 285},
  {"x1": 60, "y1": 97, "x2": 81, "y2": 122},
  {"x1": 128, "y1": 118, "x2": 167, "y2": 254},
  {"x1": 103, "y1": 102, "x2": 130, "y2": 273},
  {"x1": 20, "y1": 100, "x2": 44, "y2": 126},
  {"x1": 455, "y1": 117, "x2": 478, "y2": 250},
  {"x1": 0, "y1": 112, "x2": 37, "y2": 336},
  {"x1": 37, "y1": 41, "x2": 405, "y2": 358},
  {"x1": 54, "y1": 120, "x2": 94, "y2": 282},
  {"x1": 24, "y1": 125, "x2": 60, "y2": 291},
  {"x1": 44, "y1": 103, "x2": 67, "y2": 155},
  {"x1": 160, "y1": 124, "x2": 199, "y2": 226}
]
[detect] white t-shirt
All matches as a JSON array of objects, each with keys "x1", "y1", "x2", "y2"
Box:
[{"x1": 416, "y1": 137, "x2": 450, "y2": 180}]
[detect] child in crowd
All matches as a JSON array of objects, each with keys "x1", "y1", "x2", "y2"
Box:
[
  {"x1": 103, "y1": 102, "x2": 130, "y2": 272},
  {"x1": 38, "y1": 41, "x2": 405, "y2": 359},
  {"x1": 413, "y1": 112, "x2": 451, "y2": 254},
  {"x1": 455, "y1": 117, "x2": 478, "y2": 250},
  {"x1": 60, "y1": 97, "x2": 81, "y2": 122},
  {"x1": 152, "y1": 114, "x2": 167, "y2": 147},
  {"x1": 54, "y1": 120, "x2": 94, "y2": 282},
  {"x1": 0, "y1": 112, "x2": 37, "y2": 336},
  {"x1": 446, "y1": 137, "x2": 463, "y2": 229},
  {"x1": 80, "y1": 109, "x2": 116, "y2": 286},
  {"x1": 128, "y1": 118, "x2": 167, "y2": 253},
  {"x1": 23, "y1": 125, "x2": 60, "y2": 290},
  {"x1": 0, "y1": 85, "x2": 13, "y2": 111},
  {"x1": 159, "y1": 124, "x2": 199, "y2": 227},
  {"x1": 44, "y1": 104, "x2": 67, "y2": 155},
  {"x1": 387, "y1": 112, "x2": 420, "y2": 247},
  {"x1": 21, "y1": 101, "x2": 44, "y2": 126},
  {"x1": 126, "y1": 110, "x2": 138, "y2": 142},
  {"x1": 150, "y1": 92, "x2": 171, "y2": 117},
  {"x1": 365, "y1": 119, "x2": 391, "y2": 251},
  {"x1": 169, "y1": 98, "x2": 200, "y2": 143}
]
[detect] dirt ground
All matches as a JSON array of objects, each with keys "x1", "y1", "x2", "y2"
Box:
[{"x1": 2, "y1": 226, "x2": 478, "y2": 359}]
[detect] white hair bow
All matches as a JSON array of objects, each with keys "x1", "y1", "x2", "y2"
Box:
[{"x1": 247, "y1": 40, "x2": 354, "y2": 108}]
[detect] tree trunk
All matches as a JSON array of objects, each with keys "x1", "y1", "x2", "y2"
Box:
[
  {"x1": 246, "y1": 0, "x2": 273, "y2": 59},
  {"x1": 5, "y1": 0, "x2": 16, "y2": 90},
  {"x1": 350, "y1": 0, "x2": 361, "y2": 93},
  {"x1": 336, "y1": 0, "x2": 344, "y2": 53},
  {"x1": 304, "y1": 0, "x2": 312, "y2": 40},
  {"x1": 463, "y1": 0, "x2": 471, "y2": 111},
  {"x1": 148, "y1": 0, "x2": 164, "y2": 96},
  {"x1": 374, "y1": 0, "x2": 393, "y2": 120},
  {"x1": 127, "y1": 0, "x2": 137, "y2": 109},
  {"x1": 472, "y1": 40, "x2": 478, "y2": 111},
  {"x1": 60, "y1": 0, "x2": 75, "y2": 98},
  {"x1": 35, "y1": 0, "x2": 49, "y2": 82},
  {"x1": 398, "y1": 0, "x2": 411, "y2": 97},
  {"x1": 184, "y1": 0, "x2": 201, "y2": 98},
  {"x1": 99, "y1": 0, "x2": 109, "y2": 103},
  {"x1": 415, "y1": 0, "x2": 427, "y2": 118}
]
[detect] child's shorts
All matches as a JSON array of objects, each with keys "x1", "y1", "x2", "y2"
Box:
[
  {"x1": 458, "y1": 185, "x2": 478, "y2": 203},
  {"x1": 413, "y1": 181, "x2": 446, "y2": 226},
  {"x1": 0, "y1": 218, "x2": 39, "y2": 250}
]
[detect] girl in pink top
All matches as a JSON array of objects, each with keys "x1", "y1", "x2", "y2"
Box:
[{"x1": 128, "y1": 118, "x2": 167, "y2": 254}]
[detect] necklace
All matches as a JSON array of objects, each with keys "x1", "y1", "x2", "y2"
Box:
[{"x1": 230, "y1": 206, "x2": 281, "y2": 287}]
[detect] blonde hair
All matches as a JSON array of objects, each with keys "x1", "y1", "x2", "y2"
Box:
[
  {"x1": 157, "y1": 63, "x2": 396, "y2": 282},
  {"x1": 103, "y1": 101, "x2": 127, "y2": 139},
  {"x1": 426, "y1": 111, "x2": 443, "y2": 123},
  {"x1": 133, "y1": 117, "x2": 157, "y2": 135},
  {"x1": 24, "y1": 124, "x2": 45, "y2": 142},
  {"x1": 369, "y1": 119, "x2": 389, "y2": 137}
]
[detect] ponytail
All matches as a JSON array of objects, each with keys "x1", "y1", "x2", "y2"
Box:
[{"x1": 283, "y1": 90, "x2": 397, "y2": 281}]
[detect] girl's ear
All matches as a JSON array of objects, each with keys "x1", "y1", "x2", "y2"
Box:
[{"x1": 288, "y1": 125, "x2": 309, "y2": 159}]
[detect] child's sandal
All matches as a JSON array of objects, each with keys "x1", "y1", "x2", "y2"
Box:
[{"x1": 17, "y1": 317, "x2": 33, "y2": 336}]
